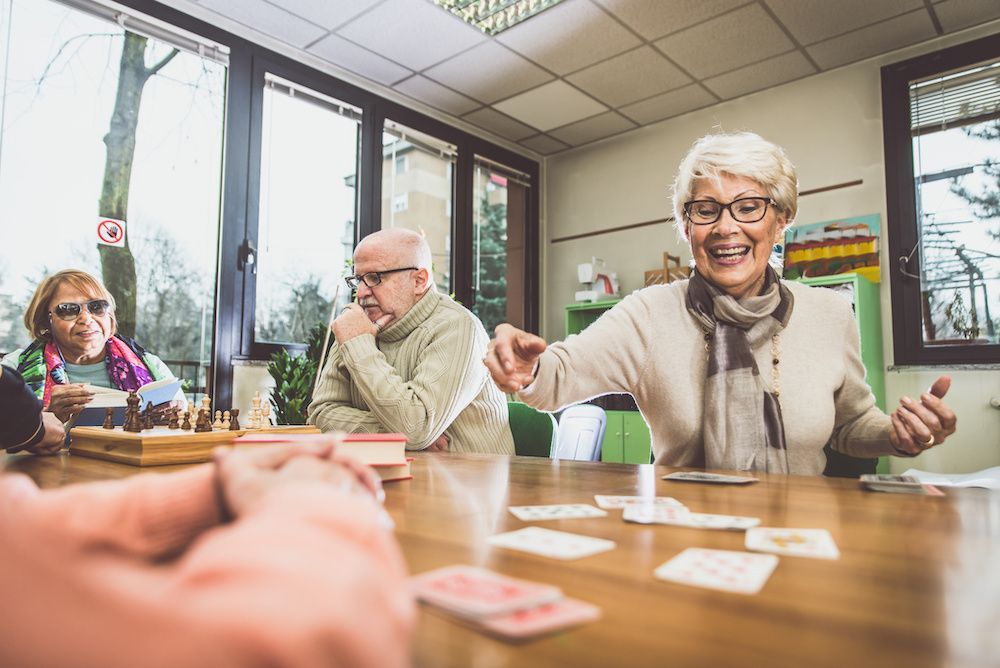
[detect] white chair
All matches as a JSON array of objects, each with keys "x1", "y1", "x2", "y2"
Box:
[{"x1": 554, "y1": 404, "x2": 606, "y2": 461}]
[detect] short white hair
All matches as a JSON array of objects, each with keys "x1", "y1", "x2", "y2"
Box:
[{"x1": 671, "y1": 132, "x2": 798, "y2": 239}]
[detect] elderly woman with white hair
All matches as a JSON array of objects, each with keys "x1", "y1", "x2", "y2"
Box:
[{"x1": 485, "y1": 131, "x2": 957, "y2": 475}]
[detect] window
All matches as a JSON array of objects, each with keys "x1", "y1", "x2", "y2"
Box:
[
  {"x1": 254, "y1": 75, "x2": 358, "y2": 345},
  {"x1": 0, "y1": 0, "x2": 226, "y2": 399},
  {"x1": 882, "y1": 35, "x2": 1000, "y2": 364},
  {"x1": 472, "y1": 159, "x2": 531, "y2": 333},
  {"x1": 381, "y1": 121, "x2": 456, "y2": 292}
]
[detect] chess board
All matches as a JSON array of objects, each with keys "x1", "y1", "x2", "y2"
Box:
[{"x1": 69, "y1": 424, "x2": 320, "y2": 466}]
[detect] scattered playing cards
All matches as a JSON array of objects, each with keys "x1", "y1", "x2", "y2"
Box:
[
  {"x1": 411, "y1": 565, "x2": 601, "y2": 640},
  {"x1": 488, "y1": 527, "x2": 616, "y2": 560},
  {"x1": 410, "y1": 565, "x2": 562, "y2": 618},
  {"x1": 662, "y1": 471, "x2": 758, "y2": 484},
  {"x1": 745, "y1": 527, "x2": 840, "y2": 560},
  {"x1": 508, "y1": 504, "x2": 607, "y2": 521},
  {"x1": 623, "y1": 504, "x2": 760, "y2": 531},
  {"x1": 860, "y1": 474, "x2": 944, "y2": 496},
  {"x1": 655, "y1": 548, "x2": 778, "y2": 595},
  {"x1": 593, "y1": 495, "x2": 685, "y2": 509}
]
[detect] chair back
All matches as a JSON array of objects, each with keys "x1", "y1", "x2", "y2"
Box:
[
  {"x1": 507, "y1": 402, "x2": 558, "y2": 457},
  {"x1": 554, "y1": 404, "x2": 606, "y2": 461}
]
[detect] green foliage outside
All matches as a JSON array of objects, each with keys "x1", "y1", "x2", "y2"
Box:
[
  {"x1": 472, "y1": 191, "x2": 508, "y2": 334},
  {"x1": 266, "y1": 322, "x2": 332, "y2": 424}
]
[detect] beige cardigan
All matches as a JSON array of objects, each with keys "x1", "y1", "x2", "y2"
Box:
[
  {"x1": 309, "y1": 290, "x2": 515, "y2": 454},
  {"x1": 519, "y1": 280, "x2": 894, "y2": 475}
]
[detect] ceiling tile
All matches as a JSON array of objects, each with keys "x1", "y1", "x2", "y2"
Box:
[
  {"x1": 493, "y1": 80, "x2": 608, "y2": 131},
  {"x1": 462, "y1": 108, "x2": 537, "y2": 141},
  {"x1": 519, "y1": 134, "x2": 570, "y2": 155},
  {"x1": 619, "y1": 84, "x2": 718, "y2": 124},
  {"x1": 566, "y1": 46, "x2": 691, "y2": 106},
  {"x1": 198, "y1": 0, "x2": 326, "y2": 47},
  {"x1": 307, "y1": 34, "x2": 413, "y2": 85},
  {"x1": 394, "y1": 75, "x2": 480, "y2": 115},
  {"x1": 268, "y1": 0, "x2": 383, "y2": 30},
  {"x1": 593, "y1": 0, "x2": 748, "y2": 40},
  {"x1": 548, "y1": 111, "x2": 636, "y2": 146},
  {"x1": 423, "y1": 42, "x2": 554, "y2": 104},
  {"x1": 703, "y1": 50, "x2": 815, "y2": 99},
  {"x1": 655, "y1": 4, "x2": 793, "y2": 79},
  {"x1": 933, "y1": 0, "x2": 1000, "y2": 32},
  {"x1": 807, "y1": 10, "x2": 936, "y2": 69},
  {"x1": 336, "y1": 0, "x2": 484, "y2": 71},
  {"x1": 765, "y1": 0, "x2": 924, "y2": 45},
  {"x1": 496, "y1": 0, "x2": 641, "y2": 75}
]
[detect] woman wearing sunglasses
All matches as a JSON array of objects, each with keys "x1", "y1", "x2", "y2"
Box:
[
  {"x1": 1, "y1": 269, "x2": 181, "y2": 426},
  {"x1": 486, "y1": 132, "x2": 958, "y2": 475}
]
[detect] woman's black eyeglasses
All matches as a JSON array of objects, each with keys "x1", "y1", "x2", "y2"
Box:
[
  {"x1": 51, "y1": 299, "x2": 111, "y2": 321},
  {"x1": 683, "y1": 197, "x2": 776, "y2": 225},
  {"x1": 344, "y1": 267, "x2": 417, "y2": 289}
]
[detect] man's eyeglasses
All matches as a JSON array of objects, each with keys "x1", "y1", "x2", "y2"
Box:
[
  {"x1": 683, "y1": 197, "x2": 776, "y2": 225},
  {"x1": 344, "y1": 267, "x2": 417, "y2": 289},
  {"x1": 51, "y1": 299, "x2": 111, "y2": 321}
]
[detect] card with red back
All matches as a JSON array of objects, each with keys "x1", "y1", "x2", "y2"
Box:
[
  {"x1": 410, "y1": 565, "x2": 563, "y2": 619},
  {"x1": 477, "y1": 597, "x2": 601, "y2": 640}
]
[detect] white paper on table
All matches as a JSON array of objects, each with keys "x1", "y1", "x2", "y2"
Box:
[{"x1": 902, "y1": 467, "x2": 1000, "y2": 491}]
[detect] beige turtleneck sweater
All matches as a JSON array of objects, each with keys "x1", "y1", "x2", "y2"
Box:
[{"x1": 308, "y1": 290, "x2": 515, "y2": 454}]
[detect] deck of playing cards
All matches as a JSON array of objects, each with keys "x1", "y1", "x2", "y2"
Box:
[
  {"x1": 655, "y1": 548, "x2": 779, "y2": 595},
  {"x1": 662, "y1": 471, "x2": 758, "y2": 484},
  {"x1": 745, "y1": 527, "x2": 840, "y2": 560},
  {"x1": 411, "y1": 565, "x2": 601, "y2": 640},
  {"x1": 860, "y1": 474, "x2": 944, "y2": 496}
]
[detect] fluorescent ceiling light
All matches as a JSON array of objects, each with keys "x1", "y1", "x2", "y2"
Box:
[{"x1": 431, "y1": 0, "x2": 566, "y2": 35}]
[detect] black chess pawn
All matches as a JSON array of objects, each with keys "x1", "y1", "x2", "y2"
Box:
[
  {"x1": 142, "y1": 405, "x2": 154, "y2": 431},
  {"x1": 228, "y1": 408, "x2": 241, "y2": 431},
  {"x1": 181, "y1": 410, "x2": 192, "y2": 431},
  {"x1": 102, "y1": 408, "x2": 115, "y2": 430},
  {"x1": 123, "y1": 391, "x2": 143, "y2": 433},
  {"x1": 168, "y1": 407, "x2": 180, "y2": 430}
]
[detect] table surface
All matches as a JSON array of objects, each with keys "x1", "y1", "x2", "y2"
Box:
[{"x1": 4, "y1": 451, "x2": 999, "y2": 668}]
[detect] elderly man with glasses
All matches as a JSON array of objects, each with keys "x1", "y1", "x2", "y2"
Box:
[{"x1": 308, "y1": 228, "x2": 514, "y2": 455}]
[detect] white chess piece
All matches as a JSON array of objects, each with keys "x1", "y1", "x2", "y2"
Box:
[
  {"x1": 222, "y1": 410, "x2": 231, "y2": 430},
  {"x1": 261, "y1": 398, "x2": 272, "y2": 427},
  {"x1": 213, "y1": 410, "x2": 223, "y2": 430}
]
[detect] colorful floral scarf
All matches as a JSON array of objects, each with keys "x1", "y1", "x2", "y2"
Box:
[{"x1": 20, "y1": 335, "x2": 156, "y2": 407}]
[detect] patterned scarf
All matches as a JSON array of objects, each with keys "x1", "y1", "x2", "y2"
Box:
[
  {"x1": 20, "y1": 335, "x2": 156, "y2": 407},
  {"x1": 685, "y1": 266, "x2": 794, "y2": 473}
]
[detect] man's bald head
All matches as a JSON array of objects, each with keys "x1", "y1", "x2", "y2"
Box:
[{"x1": 355, "y1": 228, "x2": 433, "y2": 277}]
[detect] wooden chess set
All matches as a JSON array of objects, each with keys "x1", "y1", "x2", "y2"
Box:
[{"x1": 69, "y1": 391, "x2": 318, "y2": 466}]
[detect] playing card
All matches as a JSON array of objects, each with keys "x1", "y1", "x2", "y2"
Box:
[
  {"x1": 477, "y1": 597, "x2": 601, "y2": 640},
  {"x1": 654, "y1": 548, "x2": 778, "y2": 595},
  {"x1": 410, "y1": 565, "x2": 563, "y2": 619},
  {"x1": 593, "y1": 495, "x2": 685, "y2": 510},
  {"x1": 621, "y1": 504, "x2": 691, "y2": 525},
  {"x1": 488, "y1": 527, "x2": 616, "y2": 560},
  {"x1": 662, "y1": 471, "x2": 758, "y2": 484},
  {"x1": 622, "y1": 505, "x2": 759, "y2": 531},
  {"x1": 508, "y1": 504, "x2": 608, "y2": 521},
  {"x1": 860, "y1": 474, "x2": 945, "y2": 496},
  {"x1": 745, "y1": 528, "x2": 840, "y2": 560}
]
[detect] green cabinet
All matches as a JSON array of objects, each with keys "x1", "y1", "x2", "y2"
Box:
[
  {"x1": 564, "y1": 299, "x2": 621, "y2": 338},
  {"x1": 601, "y1": 410, "x2": 652, "y2": 465}
]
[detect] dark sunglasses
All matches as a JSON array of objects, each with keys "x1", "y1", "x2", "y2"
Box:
[{"x1": 51, "y1": 299, "x2": 111, "y2": 321}]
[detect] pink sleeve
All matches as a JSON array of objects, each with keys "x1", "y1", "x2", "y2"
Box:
[
  {"x1": 1, "y1": 465, "x2": 221, "y2": 559},
  {"x1": 0, "y1": 476, "x2": 414, "y2": 668}
]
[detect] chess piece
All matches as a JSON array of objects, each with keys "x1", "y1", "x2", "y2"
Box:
[
  {"x1": 102, "y1": 408, "x2": 115, "y2": 430},
  {"x1": 123, "y1": 392, "x2": 143, "y2": 433},
  {"x1": 261, "y1": 399, "x2": 272, "y2": 427},
  {"x1": 222, "y1": 410, "x2": 231, "y2": 430},
  {"x1": 168, "y1": 407, "x2": 180, "y2": 430},
  {"x1": 142, "y1": 405, "x2": 154, "y2": 431},
  {"x1": 213, "y1": 410, "x2": 223, "y2": 430},
  {"x1": 249, "y1": 393, "x2": 262, "y2": 430},
  {"x1": 201, "y1": 396, "x2": 212, "y2": 418},
  {"x1": 181, "y1": 410, "x2": 192, "y2": 431},
  {"x1": 195, "y1": 408, "x2": 212, "y2": 433},
  {"x1": 229, "y1": 408, "x2": 241, "y2": 431}
]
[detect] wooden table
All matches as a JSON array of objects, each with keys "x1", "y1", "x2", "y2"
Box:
[{"x1": 4, "y1": 451, "x2": 998, "y2": 667}]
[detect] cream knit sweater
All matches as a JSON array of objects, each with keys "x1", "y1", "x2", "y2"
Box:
[
  {"x1": 518, "y1": 280, "x2": 895, "y2": 475},
  {"x1": 309, "y1": 290, "x2": 515, "y2": 454}
]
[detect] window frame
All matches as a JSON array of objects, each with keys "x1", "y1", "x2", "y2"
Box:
[
  {"x1": 880, "y1": 33, "x2": 1000, "y2": 365},
  {"x1": 109, "y1": 0, "x2": 540, "y2": 406}
]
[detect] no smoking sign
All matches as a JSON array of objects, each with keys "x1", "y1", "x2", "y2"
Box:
[{"x1": 97, "y1": 218, "x2": 126, "y2": 247}]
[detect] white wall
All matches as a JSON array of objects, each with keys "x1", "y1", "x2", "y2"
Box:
[{"x1": 542, "y1": 21, "x2": 1000, "y2": 474}]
